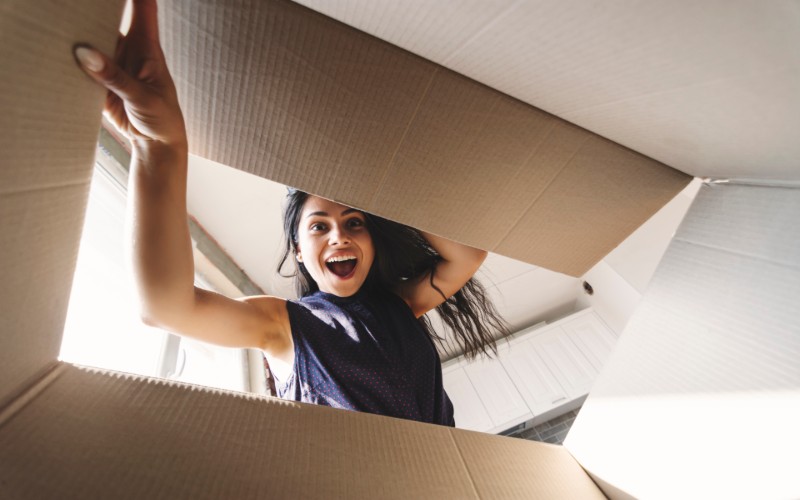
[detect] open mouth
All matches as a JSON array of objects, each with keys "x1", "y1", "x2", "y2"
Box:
[{"x1": 325, "y1": 256, "x2": 357, "y2": 279}]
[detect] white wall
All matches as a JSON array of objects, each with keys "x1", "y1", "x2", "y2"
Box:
[
  {"x1": 577, "y1": 179, "x2": 701, "y2": 334},
  {"x1": 565, "y1": 183, "x2": 800, "y2": 499}
]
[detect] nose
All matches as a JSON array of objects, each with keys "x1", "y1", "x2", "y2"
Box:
[{"x1": 328, "y1": 224, "x2": 351, "y2": 246}]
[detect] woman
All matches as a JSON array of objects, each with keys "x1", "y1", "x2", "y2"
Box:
[{"x1": 74, "y1": 0, "x2": 506, "y2": 426}]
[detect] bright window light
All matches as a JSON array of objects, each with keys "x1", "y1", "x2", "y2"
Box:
[
  {"x1": 61, "y1": 165, "x2": 166, "y2": 376},
  {"x1": 61, "y1": 160, "x2": 250, "y2": 393}
]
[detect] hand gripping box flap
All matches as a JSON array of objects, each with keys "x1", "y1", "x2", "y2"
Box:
[{"x1": 157, "y1": 0, "x2": 690, "y2": 277}]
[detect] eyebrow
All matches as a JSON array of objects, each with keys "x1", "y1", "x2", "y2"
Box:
[{"x1": 305, "y1": 208, "x2": 361, "y2": 218}]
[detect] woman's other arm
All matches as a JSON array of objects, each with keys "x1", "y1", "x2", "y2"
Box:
[
  {"x1": 74, "y1": 0, "x2": 290, "y2": 357},
  {"x1": 398, "y1": 231, "x2": 487, "y2": 318}
]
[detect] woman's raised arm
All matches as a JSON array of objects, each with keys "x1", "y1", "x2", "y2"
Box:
[
  {"x1": 74, "y1": 0, "x2": 291, "y2": 356},
  {"x1": 398, "y1": 231, "x2": 488, "y2": 318}
]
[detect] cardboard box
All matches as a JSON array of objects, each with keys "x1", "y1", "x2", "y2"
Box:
[
  {"x1": 157, "y1": 0, "x2": 690, "y2": 278},
  {"x1": 1, "y1": 0, "x2": 797, "y2": 498}
]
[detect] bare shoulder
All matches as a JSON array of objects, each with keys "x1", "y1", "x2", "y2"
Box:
[
  {"x1": 239, "y1": 295, "x2": 290, "y2": 333},
  {"x1": 232, "y1": 295, "x2": 292, "y2": 366}
]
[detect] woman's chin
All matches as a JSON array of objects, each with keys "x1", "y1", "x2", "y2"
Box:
[{"x1": 323, "y1": 286, "x2": 358, "y2": 297}]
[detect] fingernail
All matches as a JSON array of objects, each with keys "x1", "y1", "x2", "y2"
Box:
[{"x1": 75, "y1": 46, "x2": 104, "y2": 72}]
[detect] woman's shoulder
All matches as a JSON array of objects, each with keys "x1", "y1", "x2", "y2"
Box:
[
  {"x1": 239, "y1": 294, "x2": 291, "y2": 325},
  {"x1": 240, "y1": 294, "x2": 288, "y2": 308}
]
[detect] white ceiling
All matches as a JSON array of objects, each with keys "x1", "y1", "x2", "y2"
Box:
[{"x1": 294, "y1": 0, "x2": 800, "y2": 181}]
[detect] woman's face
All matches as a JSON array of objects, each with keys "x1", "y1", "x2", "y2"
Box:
[{"x1": 295, "y1": 196, "x2": 375, "y2": 297}]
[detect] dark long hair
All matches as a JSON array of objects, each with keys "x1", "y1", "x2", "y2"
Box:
[{"x1": 277, "y1": 190, "x2": 509, "y2": 359}]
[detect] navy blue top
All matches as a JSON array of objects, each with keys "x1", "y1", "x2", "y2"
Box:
[{"x1": 276, "y1": 287, "x2": 455, "y2": 427}]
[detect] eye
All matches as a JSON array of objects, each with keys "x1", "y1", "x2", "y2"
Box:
[
  {"x1": 347, "y1": 217, "x2": 366, "y2": 230},
  {"x1": 347, "y1": 218, "x2": 365, "y2": 228},
  {"x1": 309, "y1": 221, "x2": 327, "y2": 232}
]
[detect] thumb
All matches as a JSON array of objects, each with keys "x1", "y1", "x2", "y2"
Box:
[{"x1": 74, "y1": 44, "x2": 145, "y2": 105}]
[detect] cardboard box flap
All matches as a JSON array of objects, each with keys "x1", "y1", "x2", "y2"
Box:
[
  {"x1": 159, "y1": 0, "x2": 690, "y2": 277},
  {"x1": 565, "y1": 183, "x2": 800, "y2": 499},
  {"x1": 451, "y1": 429, "x2": 605, "y2": 499},
  {"x1": 294, "y1": 1, "x2": 800, "y2": 182},
  {"x1": 0, "y1": 363, "x2": 603, "y2": 499},
  {"x1": 0, "y1": 0, "x2": 124, "y2": 409}
]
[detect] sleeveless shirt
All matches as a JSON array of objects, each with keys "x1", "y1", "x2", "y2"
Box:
[{"x1": 276, "y1": 287, "x2": 455, "y2": 427}]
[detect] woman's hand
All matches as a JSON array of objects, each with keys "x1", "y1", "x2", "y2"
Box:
[
  {"x1": 74, "y1": 0, "x2": 186, "y2": 151},
  {"x1": 399, "y1": 231, "x2": 487, "y2": 318}
]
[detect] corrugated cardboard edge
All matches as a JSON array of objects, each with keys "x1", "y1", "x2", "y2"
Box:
[
  {"x1": 0, "y1": 362, "x2": 66, "y2": 429},
  {"x1": 0, "y1": 363, "x2": 604, "y2": 499}
]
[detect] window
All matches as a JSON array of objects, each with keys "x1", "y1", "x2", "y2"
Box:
[{"x1": 61, "y1": 133, "x2": 261, "y2": 394}]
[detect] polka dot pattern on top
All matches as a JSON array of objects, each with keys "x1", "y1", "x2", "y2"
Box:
[{"x1": 276, "y1": 287, "x2": 455, "y2": 427}]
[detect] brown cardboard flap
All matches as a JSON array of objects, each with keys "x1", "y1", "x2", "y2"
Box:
[
  {"x1": 0, "y1": 363, "x2": 602, "y2": 499},
  {"x1": 0, "y1": 0, "x2": 124, "y2": 408},
  {"x1": 159, "y1": 0, "x2": 690, "y2": 277},
  {"x1": 451, "y1": 429, "x2": 606, "y2": 499}
]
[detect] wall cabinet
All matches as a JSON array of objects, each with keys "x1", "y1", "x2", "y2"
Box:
[
  {"x1": 462, "y1": 346, "x2": 531, "y2": 430},
  {"x1": 443, "y1": 308, "x2": 616, "y2": 433},
  {"x1": 501, "y1": 332, "x2": 576, "y2": 417},
  {"x1": 441, "y1": 362, "x2": 493, "y2": 432}
]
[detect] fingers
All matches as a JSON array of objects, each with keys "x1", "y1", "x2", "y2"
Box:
[
  {"x1": 103, "y1": 93, "x2": 130, "y2": 135},
  {"x1": 74, "y1": 44, "x2": 145, "y2": 105},
  {"x1": 130, "y1": 0, "x2": 161, "y2": 46}
]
